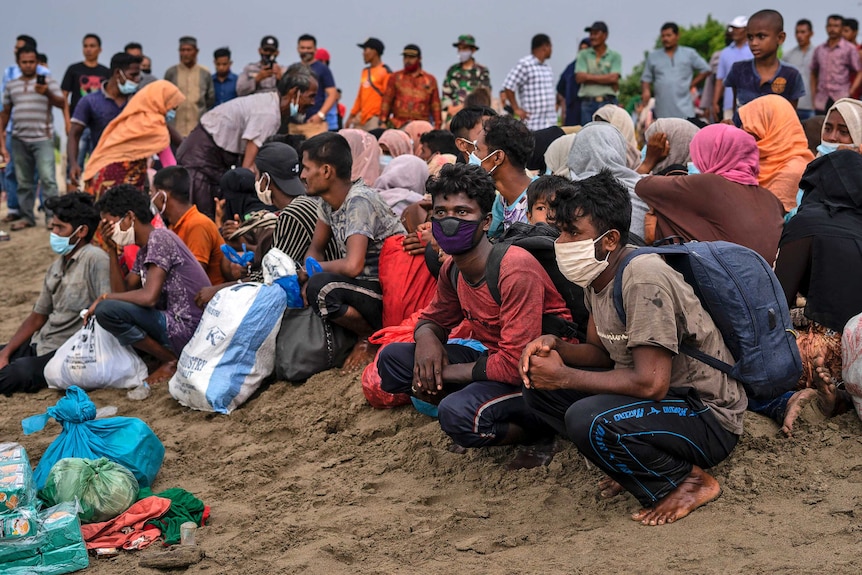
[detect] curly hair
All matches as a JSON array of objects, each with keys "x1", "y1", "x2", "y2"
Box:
[
  {"x1": 95, "y1": 184, "x2": 152, "y2": 223},
  {"x1": 549, "y1": 169, "x2": 631, "y2": 244},
  {"x1": 483, "y1": 115, "x2": 535, "y2": 169},
  {"x1": 44, "y1": 193, "x2": 101, "y2": 242},
  {"x1": 426, "y1": 163, "x2": 496, "y2": 215}
]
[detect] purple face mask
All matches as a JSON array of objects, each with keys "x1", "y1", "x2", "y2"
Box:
[{"x1": 431, "y1": 216, "x2": 482, "y2": 255}]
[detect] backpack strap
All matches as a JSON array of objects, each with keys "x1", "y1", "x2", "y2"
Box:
[
  {"x1": 612, "y1": 245, "x2": 735, "y2": 377},
  {"x1": 447, "y1": 262, "x2": 460, "y2": 294},
  {"x1": 366, "y1": 65, "x2": 390, "y2": 97},
  {"x1": 484, "y1": 243, "x2": 510, "y2": 306}
]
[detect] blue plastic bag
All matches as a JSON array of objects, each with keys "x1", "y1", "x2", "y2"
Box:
[{"x1": 21, "y1": 386, "x2": 165, "y2": 489}]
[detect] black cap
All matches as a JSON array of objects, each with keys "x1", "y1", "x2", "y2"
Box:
[
  {"x1": 357, "y1": 37, "x2": 385, "y2": 55},
  {"x1": 584, "y1": 21, "x2": 609, "y2": 33},
  {"x1": 255, "y1": 143, "x2": 305, "y2": 197},
  {"x1": 260, "y1": 35, "x2": 279, "y2": 50},
  {"x1": 401, "y1": 44, "x2": 422, "y2": 58}
]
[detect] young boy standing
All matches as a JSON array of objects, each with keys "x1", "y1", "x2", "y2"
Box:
[{"x1": 725, "y1": 10, "x2": 806, "y2": 116}]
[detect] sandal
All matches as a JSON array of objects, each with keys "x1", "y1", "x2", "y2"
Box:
[
  {"x1": 10, "y1": 220, "x2": 34, "y2": 231},
  {"x1": 1, "y1": 213, "x2": 21, "y2": 223}
]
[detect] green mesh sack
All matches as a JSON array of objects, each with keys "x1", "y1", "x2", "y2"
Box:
[{"x1": 40, "y1": 457, "x2": 139, "y2": 523}]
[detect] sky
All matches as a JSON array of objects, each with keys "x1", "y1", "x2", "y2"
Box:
[{"x1": 4, "y1": 0, "x2": 862, "y2": 136}]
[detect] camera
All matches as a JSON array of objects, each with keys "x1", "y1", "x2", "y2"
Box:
[
  {"x1": 36, "y1": 75, "x2": 46, "y2": 85},
  {"x1": 262, "y1": 55, "x2": 276, "y2": 69}
]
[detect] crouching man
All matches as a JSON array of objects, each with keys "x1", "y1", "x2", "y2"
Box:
[
  {"x1": 520, "y1": 170, "x2": 746, "y2": 525},
  {"x1": 378, "y1": 163, "x2": 572, "y2": 468}
]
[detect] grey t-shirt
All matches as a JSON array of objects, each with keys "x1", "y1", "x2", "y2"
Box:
[
  {"x1": 585, "y1": 253, "x2": 747, "y2": 435},
  {"x1": 32, "y1": 244, "x2": 111, "y2": 355},
  {"x1": 317, "y1": 180, "x2": 406, "y2": 281}
]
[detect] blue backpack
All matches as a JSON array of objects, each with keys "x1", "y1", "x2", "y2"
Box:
[{"x1": 612, "y1": 241, "x2": 802, "y2": 401}]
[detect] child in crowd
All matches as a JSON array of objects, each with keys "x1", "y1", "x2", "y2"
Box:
[
  {"x1": 725, "y1": 9, "x2": 806, "y2": 117},
  {"x1": 526, "y1": 175, "x2": 570, "y2": 225}
]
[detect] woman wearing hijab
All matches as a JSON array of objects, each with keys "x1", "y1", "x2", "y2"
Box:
[
  {"x1": 373, "y1": 155, "x2": 426, "y2": 216},
  {"x1": 634, "y1": 124, "x2": 784, "y2": 261},
  {"x1": 636, "y1": 118, "x2": 700, "y2": 175},
  {"x1": 402, "y1": 120, "x2": 433, "y2": 155},
  {"x1": 566, "y1": 123, "x2": 648, "y2": 241},
  {"x1": 817, "y1": 98, "x2": 862, "y2": 154},
  {"x1": 527, "y1": 126, "x2": 565, "y2": 174},
  {"x1": 738, "y1": 94, "x2": 814, "y2": 213},
  {"x1": 765, "y1": 150, "x2": 862, "y2": 435},
  {"x1": 592, "y1": 104, "x2": 641, "y2": 169},
  {"x1": 338, "y1": 128, "x2": 382, "y2": 184},
  {"x1": 543, "y1": 132, "x2": 578, "y2": 176},
  {"x1": 378, "y1": 129, "x2": 413, "y2": 163},
  {"x1": 84, "y1": 80, "x2": 185, "y2": 196}
]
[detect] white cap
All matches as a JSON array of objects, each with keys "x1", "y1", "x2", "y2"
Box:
[{"x1": 729, "y1": 16, "x2": 748, "y2": 28}]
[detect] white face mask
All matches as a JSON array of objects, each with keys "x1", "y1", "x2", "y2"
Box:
[
  {"x1": 255, "y1": 173, "x2": 273, "y2": 205},
  {"x1": 458, "y1": 49, "x2": 473, "y2": 63},
  {"x1": 112, "y1": 216, "x2": 136, "y2": 248},
  {"x1": 554, "y1": 230, "x2": 611, "y2": 288}
]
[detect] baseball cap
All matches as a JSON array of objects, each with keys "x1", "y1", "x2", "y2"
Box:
[
  {"x1": 260, "y1": 35, "x2": 279, "y2": 50},
  {"x1": 401, "y1": 44, "x2": 422, "y2": 57},
  {"x1": 357, "y1": 37, "x2": 385, "y2": 55},
  {"x1": 453, "y1": 34, "x2": 479, "y2": 49},
  {"x1": 315, "y1": 48, "x2": 330, "y2": 62},
  {"x1": 584, "y1": 21, "x2": 609, "y2": 33},
  {"x1": 729, "y1": 16, "x2": 748, "y2": 28},
  {"x1": 254, "y1": 143, "x2": 305, "y2": 197}
]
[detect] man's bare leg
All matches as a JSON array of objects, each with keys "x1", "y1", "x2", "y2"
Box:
[
  {"x1": 330, "y1": 306, "x2": 378, "y2": 373},
  {"x1": 132, "y1": 336, "x2": 178, "y2": 385},
  {"x1": 630, "y1": 465, "x2": 721, "y2": 526}
]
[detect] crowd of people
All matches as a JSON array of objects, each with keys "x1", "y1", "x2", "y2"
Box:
[{"x1": 3, "y1": 8, "x2": 862, "y2": 528}]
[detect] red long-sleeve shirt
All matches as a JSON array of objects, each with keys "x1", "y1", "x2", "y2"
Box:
[
  {"x1": 380, "y1": 68, "x2": 442, "y2": 128},
  {"x1": 419, "y1": 247, "x2": 571, "y2": 384}
]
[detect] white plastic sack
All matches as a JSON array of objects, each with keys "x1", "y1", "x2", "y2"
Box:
[
  {"x1": 169, "y1": 282, "x2": 287, "y2": 414},
  {"x1": 841, "y1": 313, "x2": 862, "y2": 422},
  {"x1": 44, "y1": 318, "x2": 148, "y2": 390}
]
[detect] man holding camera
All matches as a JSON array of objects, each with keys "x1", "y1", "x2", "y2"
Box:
[
  {"x1": 0, "y1": 45, "x2": 63, "y2": 230},
  {"x1": 237, "y1": 35, "x2": 285, "y2": 97}
]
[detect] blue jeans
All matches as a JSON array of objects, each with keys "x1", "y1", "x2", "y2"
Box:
[
  {"x1": 94, "y1": 300, "x2": 171, "y2": 350},
  {"x1": 377, "y1": 342, "x2": 554, "y2": 447},
  {"x1": 4, "y1": 132, "x2": 19, "y2": 213},
  {"x1": 580, "y1": 96, "x2": 618, "y2": 124},
  {"x1": 10, "y1": 137, "x2": 56, "y2": 225}
]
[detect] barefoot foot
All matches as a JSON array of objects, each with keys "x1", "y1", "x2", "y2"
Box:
[
  {"x1": 339, "y1": 339, "x2": 379, "y2": 374},
  {"x1": 598, "y1": 475, "x2": 625, "y2": 499},
  {"x1": 145, "y1": 360, "x2": 178, "y2": 385},
  {"x1": 781, "y1": 388, "x2": 818, "y2": 437},
  {"x1": 631, "y1": 465, "x2": 721, "y2": 526}
]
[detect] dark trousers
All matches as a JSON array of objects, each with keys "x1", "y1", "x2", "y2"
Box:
[
  {"x1": 378, "y1": 342, "x2": 554, "y2": 448},
  {"x1": 524, "y1": 386, "x2": 739, "y2": 507},
  {"x1": 94, "y1": 300, "x2": 171, "y2": 350},
  {"x1": 306, "y1": 272, "x2": 384, "y2": 332},
  {"x1": 580, "y1": 96, "x2": 618, "y2": 124},
  {"x1": 175, "y1": 125, "x2": 240, "y2": 219},
  {"x1": 0, "y1": 339, "x2": 54, "y2": 395}
]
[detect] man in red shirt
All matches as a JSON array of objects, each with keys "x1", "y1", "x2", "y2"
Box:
[
  {"x1": 377, "y1": 163, "x2": 571, "y2": 465},
  {"x1": 379, "y1": 44, "x2": 442, "y2": 128}
]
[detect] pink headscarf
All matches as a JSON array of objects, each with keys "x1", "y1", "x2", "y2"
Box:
[
  {"x1": 339, "y1": 129, "x2": 381, "y2": 184},
  {"x1": 402, "y1": 120, "x2": 433, "y2": 155},
  {"x1": 690, "y1": 124, "x2": 760, "y2": 186},
  {"x1": 379, "y1": 129, "x2": 413, "y2": 157}
]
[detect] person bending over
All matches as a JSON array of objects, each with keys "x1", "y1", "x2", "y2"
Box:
[
  {"x1": 520, "y1": 169, "x2": 746, "y2": 525},
  {"x1": 0, "y1": 194, "x2": 109, "y2": 394},
  {"x1": 300, "y1": 132, "x2": 406, "y2": 371},
  {"x1": 89, "y1": 185, "x2": 211, "y2": 384},
  {"x1": 378, "y1": 163, "x2": 572, "y2": 467}
]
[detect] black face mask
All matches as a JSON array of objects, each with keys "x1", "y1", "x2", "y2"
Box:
[{"x1": 141, "y1": 68, "x2": 152, "y2": 74}]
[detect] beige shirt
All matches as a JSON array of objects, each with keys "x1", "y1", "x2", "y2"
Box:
[
  {"x1": 32, "y1": 244, "x2": 111, "y2": 356},
  {"x1": 586, "y1": 253, "x2": 747, "y2": 435},
  {"x1": 165, "y1": 63, "x2": 215, "y2": 137}
]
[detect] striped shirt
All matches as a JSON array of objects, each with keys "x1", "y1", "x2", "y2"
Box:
[{"x1": 3, "y1": 75, "x2": 61, "y2": 141}]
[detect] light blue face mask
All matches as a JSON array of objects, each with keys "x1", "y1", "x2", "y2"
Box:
[
  {"x1": 817, "y1": 141, "x2": 841, "y2": 156},
  {"x1": 687, "y1": 162, "x2": 701, "y2": 175},
  {"x1": 118, "y1": 70, "x2": 138, "y2": 95},
  {"x1": 165, "y1": 109, "x2": 176, "y2": 122},
  {"x1": 379, "y1": 154, "x2": 393, "y2": 170},
  {"x1": 49, "y1": 226, "x2": 81, "y2": 255},
  {"x1": 640, "y1": 144, "x2": 647, "y2": 162},
  {"x1": 289, "y1": 95, "x2": 299, "y2": 117}
]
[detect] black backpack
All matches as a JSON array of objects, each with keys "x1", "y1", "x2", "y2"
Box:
[{"x1": 449, "y1": 222, "x2": 587, "y2": 341}]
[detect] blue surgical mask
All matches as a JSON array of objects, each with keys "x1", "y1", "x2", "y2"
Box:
[
  {"x1": 118, "y1": 70, "x2": 138, "y2": 95},
  {"x1": 49, "y1": 226, "x2": 82, "y2": 255},
  {"x1": 640, "y1": 144, "x2": 647, "y2": 162},
  {"x1": 165, "y1": 109, "x2": 176, "y2": 122},
  {"x1": 468, "y1": 149, "x2": 499, "y2": 174},
  {"x1": 289, "y1": 96, "x2": 299, "y2": 117},
  {"x1": 817, "y1": 141, "x2": 841, "y2": 156},
  {"x1": 687, "y1": 162, "x2": 701, "y2": 175},
  {"x1": 379, "y1": 154, "x2": 393, "y2": 170}
]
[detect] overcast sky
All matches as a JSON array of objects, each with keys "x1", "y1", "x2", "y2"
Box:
[{"x1": 5, "y1": 0, "x2": 862, "y2": 127}]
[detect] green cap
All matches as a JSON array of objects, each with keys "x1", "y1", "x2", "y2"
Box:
[{"x1": 453, "y1": 34, "x2": 478, "y2": 50}]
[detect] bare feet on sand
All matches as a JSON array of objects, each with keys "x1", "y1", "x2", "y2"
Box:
[
  {"x1": 598, "y1": 476, "x2": 625, "y2": 499},
  {"x1": 782, "y1": 353, "x2": 843, "y2": 437},
  {"x1": 781, "y1": 388, "x2": 818, "y2": 437},
  {"x1": 340, "y1": 339, "x2": 379, "y2": 374},
  {"x1": 145, "y1": 361, "x2": 178, "y2": 385},
  {"x1": 631, "y1": 465, "x2": 720, "y2": 526}
]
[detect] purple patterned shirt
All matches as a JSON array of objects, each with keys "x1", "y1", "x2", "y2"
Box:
[{"x1": 811, "y1": 39, "x2": 862, "y2": 110}]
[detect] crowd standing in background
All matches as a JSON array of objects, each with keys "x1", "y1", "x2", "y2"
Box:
[{"x1": 3, "y1": 9, "x2": 862, "y2": 530}]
